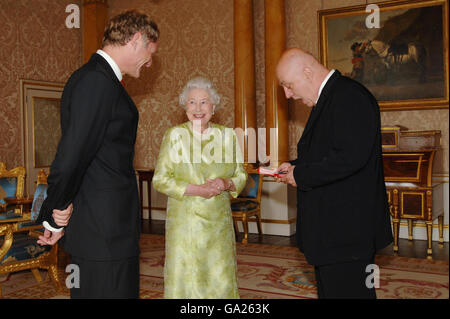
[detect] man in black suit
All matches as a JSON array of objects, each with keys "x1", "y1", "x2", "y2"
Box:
[
  {"x1": 36, "y1": 10, "x2": 159, "y2": 298},
  {"x1": 276, "y1": 48, "x2": 393, "y2": 299}
]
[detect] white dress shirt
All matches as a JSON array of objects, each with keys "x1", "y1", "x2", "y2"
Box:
[
  {"x1": 43, "y1": 50, "x2": 123, "y2": 233},
  {"x1": 315, "y1": 69, "x2": 335, "y2": 105},
  {"x1": 96, "y1": 49, "x2": 123, "y2": 81}
]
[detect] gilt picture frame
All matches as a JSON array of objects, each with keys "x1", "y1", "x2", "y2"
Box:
[
  {"x1": 20, "y1": 79, "x2": 64, "y2": 195},
  {"x1": 318, "y1": 0, "x2": 449, "y2": 111}
]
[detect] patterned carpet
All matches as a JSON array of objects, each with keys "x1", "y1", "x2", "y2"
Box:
[{"x1": 1, "y1": 234, "x2": 448, "y2": 299}]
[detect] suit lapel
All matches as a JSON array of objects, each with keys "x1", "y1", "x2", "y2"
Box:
[
  {"x1": 300, "y1": 70, "x2": 341, "y2": 140},
  {"x1": 90, "y1": 54, "x2": 139, "y2": 115},
  {"x1": 301, "y1": 104, "x2": 320, "y2": 140},
  {"x1": 119, "y1": 84, "x2": 139, "y2": 116}
]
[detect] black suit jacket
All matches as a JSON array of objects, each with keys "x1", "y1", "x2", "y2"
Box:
[
  {"x1": 37, "y1": 53, "x2": 141, "y2": 261},
  {"x1": 292, "y1": 70, "x2": 393, "y2": 266}
]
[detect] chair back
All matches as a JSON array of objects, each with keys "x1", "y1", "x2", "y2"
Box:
[
  {"x1": 237, "y1": 167, "x2": 263, "y2": 202},
  {"x1": 0, "y1": 163, "x2": 25, "y2": 210},
  {"x1": 30, "y1": 170, "x2": 48, "y2": 221}
]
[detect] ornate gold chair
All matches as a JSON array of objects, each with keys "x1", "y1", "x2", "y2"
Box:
[
  {"x1": 0, "y1": 169, "x2": 62, "y2": 298},
  {"x1": 231, "y1": 167, "x2": 264, "y2": 244},
  {"x1": 0, "y1": 162, "x2": 26, "y2": 221}
]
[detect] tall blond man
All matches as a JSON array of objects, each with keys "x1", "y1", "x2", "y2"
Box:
[{"x1": 37, "y1": 10, "x2": 159, "y2": 298}]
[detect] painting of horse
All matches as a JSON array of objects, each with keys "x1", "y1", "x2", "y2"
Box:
[{"x1": 319, "y1": 0, "x2": 448, "y2": 110}]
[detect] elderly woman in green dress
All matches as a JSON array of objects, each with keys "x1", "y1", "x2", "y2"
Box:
[{"x1": 152, "y1": 76, "x2": 247, "y2": 299}]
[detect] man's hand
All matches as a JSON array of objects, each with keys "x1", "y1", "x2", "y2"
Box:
[
  {"x1": 276, "y1": 162, "x2": 292, "y2": 175},
  {"x1": 278, "y1": 164, "x2": 297, "y2": 187},
  {"x1": 37, "y1": 228, "x2": 65, "y2": 246},
  {"x1": 52, "y1": 203, "x2": 73, "y2": 227}
]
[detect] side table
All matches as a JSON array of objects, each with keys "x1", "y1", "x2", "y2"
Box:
[{"x1": 136, "y1": 169, "x2": 155, "y2": 222}]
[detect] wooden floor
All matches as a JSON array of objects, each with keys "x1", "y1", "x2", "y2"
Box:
[{"x1": 142, "y1": 219, "x2": 449, "y2": 262}]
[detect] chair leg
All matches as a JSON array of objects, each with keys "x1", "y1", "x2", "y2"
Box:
[
  {"x1": 407, "y1": 220, "x2": 413, "y2": 241},
  {"x1": 438, "y1": 215, "x2": 444, "y2": 244},
  {"x1": 233, "y1": 218, "x2": 239, "y2": 241},
  {"x1": 48, "y1": 265, "x2": 63, "y2": 292},
  {"x1": 147, "y1": 181, "x2": 152, "y2": 224},
  {"x1": 49, "y1": 245, "x2": 63, "y2": 292},
  {"x1": 256, "y1": 210, "x2": 263, "y2": 235},
  {"x1": 242, "y1": 214, "x2": 249, "y2": 244},
  {"x1": 392, "y1": 218, "x2": 399, "y2": 253},
  {"x1": 139, "y1": 178, "x2": 144, "y2": 220},
  {"x1": 31, "y1": 268, "x2": 43, "y2": 283},
  {"x1": 426, "y1": 221, "x2": 433, "y2": 256}
]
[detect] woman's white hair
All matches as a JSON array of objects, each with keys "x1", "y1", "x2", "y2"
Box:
[{"x1": 179, "y1": 76, "x2": 221, "y2": 108}]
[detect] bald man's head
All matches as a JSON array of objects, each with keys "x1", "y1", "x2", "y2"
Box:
[
  {"x1": 278, "y1": 48, "x2": 318, "y2": 71},
  {"x1": 276, "y1": 48, "x2": 330, "y2": 107}
]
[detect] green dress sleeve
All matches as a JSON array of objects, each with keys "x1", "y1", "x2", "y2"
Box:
[
  {"x1": 152, "y1": 128, "x2": 189, "y2": 201},
  {"x1": 229, "y1": 130, "x2": 247, "y2": 198}
]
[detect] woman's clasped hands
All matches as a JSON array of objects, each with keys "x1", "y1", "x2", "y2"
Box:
[
  {"x1": 194, "y1": 178, "x2": 230, "y2": 199},
  {"x1": 197, "y1": 178, "x2": 224, "y2": 198}
]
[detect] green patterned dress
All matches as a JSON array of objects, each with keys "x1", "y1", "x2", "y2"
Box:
[{"x1": 152, "y1": 121, "x2": 247, "y2": 299}]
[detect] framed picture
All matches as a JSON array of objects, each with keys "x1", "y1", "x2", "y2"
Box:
[
  {"x1": 20, "y1": 79, "x2": 64, "y2": 195},
  {"x1": 318, "y1": 0, "x2": 448, "y2": 111}
]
